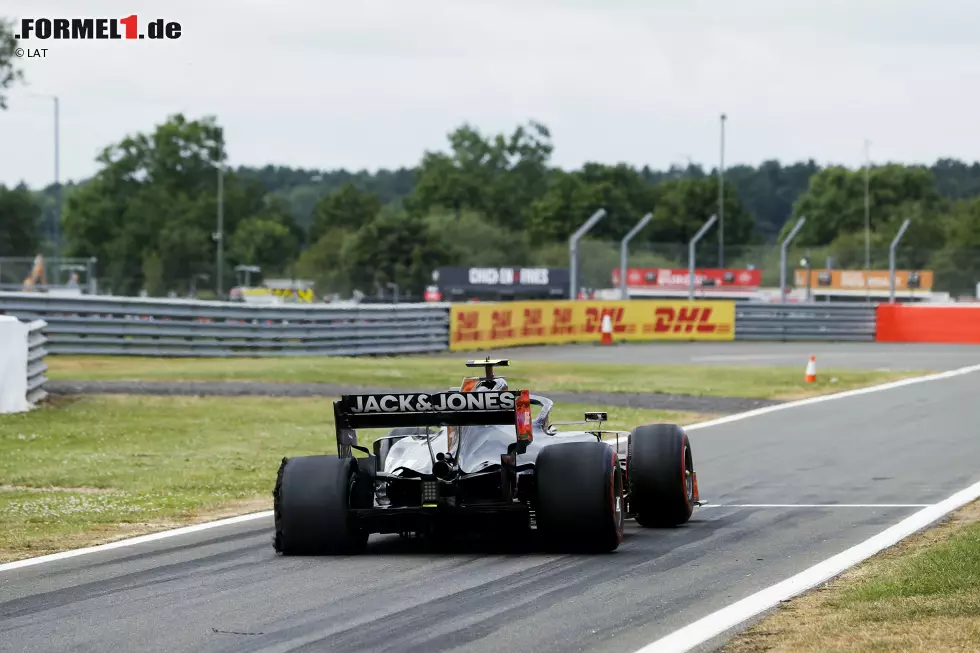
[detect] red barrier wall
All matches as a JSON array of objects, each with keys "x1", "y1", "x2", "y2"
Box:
[{"x1": 877, "y1": 304, "x2": 980, "y2": 344}]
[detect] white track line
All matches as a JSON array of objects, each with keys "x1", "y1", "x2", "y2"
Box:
[
  {"x1": 2, "y1": 362, "x2": 979, "y2": 576},
  {"x1": 680, "y1": 362, "x2": 980, "y2": 433},
  {"x1": 0, "y1": 511, "x2": 273, "y2": 573},
  {"x1": 634, "y1": 478, "x2": 980, "y2": 653},
  {"x1": 699, "y1": 504, "x2": 933, "y2": 508},
  {"x1": 634, "y1": 361, "x2": 980, "y2": 653}
]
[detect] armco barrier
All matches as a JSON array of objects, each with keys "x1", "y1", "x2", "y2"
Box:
[
  {"x1": 734, "y1": 303, "x2": 877, "y2": 341},
  {"x1": 26, "y1": 319, "x2": 48, "y2": 403},
  {"x1": 0, "y1": 292, "x2": 882, "y2": 356},
  {"x1": 449, "y1": 299, "x2": 736, "y2": 351},
  {"x1": 0, "y1": 292, "x2": 450, "y2": 357},
  {"x1": 877, "y1": 303, "x2": 980, "y2": 344}
]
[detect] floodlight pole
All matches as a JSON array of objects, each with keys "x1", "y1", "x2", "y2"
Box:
[
  {"x1": 889, "y1": 218, "x2": 911, "y2": 303},
  {"x1": 569, "y1": 208, "x2": 607, "y2": 299},
  {"x1": 779, "y1": 216, "x2": 807, "y2": 303},
  {"x1": 688, "y1": 214, "x2": 718, "y2": 300},
  {"x1": 619, "y1": 212, "x2": 653, "y2": 299},
  {"x1": 216, "y1": 164, "x2": 224, "y2": 297}
]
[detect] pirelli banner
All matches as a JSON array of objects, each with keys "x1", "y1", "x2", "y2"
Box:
[{"x1": 449, "y1": 300, "x2": 735, "y2": 351}]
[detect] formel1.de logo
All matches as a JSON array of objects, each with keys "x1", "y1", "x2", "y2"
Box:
[{"x1": 16, "y1": 16, "x2": 182, "y2": 41}]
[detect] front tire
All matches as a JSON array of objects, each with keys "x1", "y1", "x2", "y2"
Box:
[
  {"x1": 628, "y1": 424, "x2": 695, "y2": 528},
  {"x1": 535, "y1": 441, "x2": 624, "y2": 553},
  {"x1": 273, "y1": 455, "x2": 368, "y2": 555}
]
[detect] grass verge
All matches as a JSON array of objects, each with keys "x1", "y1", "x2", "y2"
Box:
[
  {"x1": 46, "y1": 355, "x2": 925, "y2": 400},
  {"x1": 0, "y1": 394, "x2": 711, "y2": 563},
  {"x1": 721, "y1": 499, "x2": 980, "y2": 653}
]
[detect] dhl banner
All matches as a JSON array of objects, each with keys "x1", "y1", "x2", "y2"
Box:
[
  {"x1": 794, "y1": 269, "x2": 933, "y2": 292},
  {"x1": 449, "y1": 300, "x2": 735, "y2": 351}
]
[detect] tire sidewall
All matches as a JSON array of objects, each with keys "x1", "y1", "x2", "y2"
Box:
[
  {"x1": 628, "y1": 424, "x2": 694, "y2": 527},
  {"x1": 535, "y1": 441, "x2": 624, "y2": 552},
  {"x1": 275, "y1": 455, "x2": 367, "y2": 555}
]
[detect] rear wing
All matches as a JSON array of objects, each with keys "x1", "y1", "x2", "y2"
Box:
[{"x1": 333, "y1": 390, "x2": 532, "y2": 456}]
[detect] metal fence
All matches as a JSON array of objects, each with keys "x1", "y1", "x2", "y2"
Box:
[
  {"x1": 0, "y1": 293, "x2": 450, "y2": 357},
  {"x1": 0, "y1": 292, "x2": 881, "y2": 356},
  {"x1": 26, "y1": 320, "x2": 49, "y2": 403},
  {"x1": 0, "y1": 256, "x2": 99, "y2": 294},
  {"x1": 734, "y1": 303, "x2": 877, "y2": 341}
]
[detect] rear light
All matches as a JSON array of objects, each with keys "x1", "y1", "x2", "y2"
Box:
[
  {"x1": 421, "y1": 481, "x2": 439, "y2": 504},
  {"x1": 516, "y1": 390, "x2": 532, "y2": 442}
]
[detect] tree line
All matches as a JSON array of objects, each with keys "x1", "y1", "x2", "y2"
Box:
[{"x1": 4, "y1": 113, "x2": 980, "y2": 297}]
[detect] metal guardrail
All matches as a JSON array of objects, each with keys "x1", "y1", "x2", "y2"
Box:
[
  {"x1": 26, "y1": 319, "x2": 49, "y2": 403},
  {"x1": 0, "y1": 292, "x2": 881, "y2": 355},
  {"x1": 735, "y1": 303, "x2": 877, "y2": 341},
  {"x1": 0, "y1": 292, "x2": 451, "y2": 357}
]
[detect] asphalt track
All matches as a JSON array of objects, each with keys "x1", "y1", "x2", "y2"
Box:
[
  {"x1": 3, "y1": 366, "x2": 978, "y2": 652},
  {"x1": 439, "y1": 341, "x2": 980, "y2": 371}
]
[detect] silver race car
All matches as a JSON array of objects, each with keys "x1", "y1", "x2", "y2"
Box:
[{"x1": 273, "y1": 358, "x2": 700, "y2": 554}]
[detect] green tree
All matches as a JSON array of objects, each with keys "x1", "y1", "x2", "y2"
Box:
[
  {"x1": 727, "y1": 160, "x2": 820, "y2": 240},
  {"x1": 785, "y1": 164, "x2": 942, "y2": 246},
  {"x1": 527, "y1": 164, "x2": 658, "y2": 242},
  {"x1": 343, "y1": 208, "x2": 454, "y2": 296},
  {"x1": 931, "y1": 158, "x2": 980, "y2": 199},
  {"x1": 238, "y1": 165, "x2": 416, "y2": 229},
  {"x1": 295, "y1": 227, "x2": 353, "y2": 296},
  {"x1": 0, "y1": 183, "x2": 41, "y2": 256},
  {"x1": 411, "y1": 121, "x2": 553, "y2": 230},
  {"x1": 930, "y1": 198, "x2": 980, "y2": 296},
  {"x1": 309, "y1": 183, "x2": 381, "y2": 242},
  {"x1": 0, "y1": 18, "x2": 24, "y2": 109},
  {"x1": 230, "y1": 217, "x2": 297, "y2": 271},
  {"x1": 528, "y1": 170, "x2": 754, "y2": 263},
  {"x1": 425, "y1": 209, "x2": 531, "y2": 267},
  {"x1": 62, "y1": 113, "x2": 267, "y2": 295},
  {"x1": 527, "y1": 170, "x2": 599, "y2": 242},
  {"x1": 142, "y1": 251, "x2": 165, "y2": 296},
  {"x1": 646, "y1": 176, "x2": 756, "y2": 265}
]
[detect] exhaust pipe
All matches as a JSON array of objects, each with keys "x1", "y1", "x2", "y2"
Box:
[{"x1": 432, "y1": 454, "x2": 457, "y2": 481}]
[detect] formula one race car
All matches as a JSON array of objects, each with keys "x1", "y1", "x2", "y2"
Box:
[{"x1": 273, "y1": 359, "x2": 700, "y2": 555}]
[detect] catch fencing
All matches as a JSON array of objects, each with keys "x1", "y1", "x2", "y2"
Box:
[{"x1": 0, "y1": 292, "x2": 880, "y2": 357}]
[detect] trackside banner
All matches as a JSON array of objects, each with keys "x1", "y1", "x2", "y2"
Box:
[{"x1": 449, "y1": 300, "x2": 735, "y2": 351}]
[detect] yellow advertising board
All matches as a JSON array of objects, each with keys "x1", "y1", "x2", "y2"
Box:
[
  {"x1": 449, "y1": 300, "x2": 735, "y2": 351},
  {"x1": 240, "y1": 287, "x2": 316, "y2": 303}
]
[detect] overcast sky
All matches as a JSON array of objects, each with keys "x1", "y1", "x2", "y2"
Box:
[{"x1": 2, "y1": 0, "x2": 979, "y2": 189}]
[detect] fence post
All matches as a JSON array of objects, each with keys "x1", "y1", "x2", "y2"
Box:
[
  {"x1": 569, "y1": 208, "x2": 607, "y2": 300},
  {"x1": 889, "y1": 218, "x2": 911, "y2": 303},
  {"x1": 688, "y1": 214, "x2": 718, "y2": 300},
  {"x1": 780, "y1": 216, "x2": 807, "y2": 304},
  {"x1": 620, "y1": 212, "x2": 653, "y2": 299}
]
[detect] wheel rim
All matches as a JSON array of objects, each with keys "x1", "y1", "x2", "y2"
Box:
[{"x1": 684, "y1": 445, "x2": 694, "y2": 502}]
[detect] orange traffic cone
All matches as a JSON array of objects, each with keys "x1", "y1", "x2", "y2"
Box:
[
  {"x1": 804, "y1": 355, "x2": 817, "y2": 383},
  {"x1": 600, "y1": 314, "x2": 614, "y2": 345}
]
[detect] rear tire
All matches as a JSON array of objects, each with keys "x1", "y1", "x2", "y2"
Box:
[
  {"x1": 273, "y1": 455, "x2": 368, "y2": 555},
  {"x1": 535, "y1": 441, "x2": 624, "y2": 553},
  {"x1": 628, "y1": 424, "x2": 695, "y2": 528}
]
